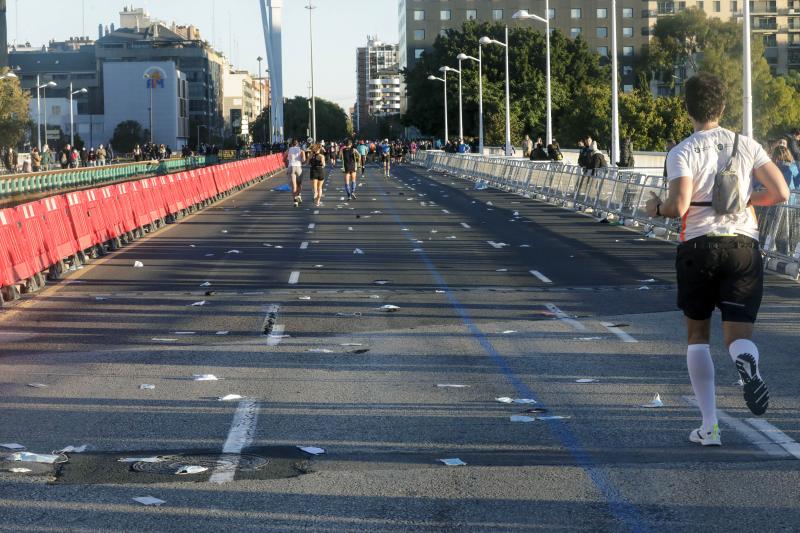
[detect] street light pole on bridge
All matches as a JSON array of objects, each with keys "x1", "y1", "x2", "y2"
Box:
[{"x1": 305, "y1": 0, "x2": 317, "y2": 141}]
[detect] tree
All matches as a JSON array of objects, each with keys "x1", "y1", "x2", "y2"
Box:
[
  {"x1": 110, "y1": 120, "x2": 147, "y2": 153},
  {"x1": 283, "y1": 96, "x2": 351, "y2": 141},
  {"x1": 0, "y1": 70, "x2": 31, "y2": 148},
  {"x1": 251, "y1": 107, "x2": 271, "y2": 145}
]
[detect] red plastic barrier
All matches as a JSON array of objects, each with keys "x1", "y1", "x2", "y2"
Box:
[
  {"x1": 13, "y1": 202, "x2": 50, "y2": 275},
  {"x1": 64, "y1": 191, "x2": 96, "y2": 251},
  {"x1": 98, "y1": 186, "x2": 125, "y2": 240},
  {"x1": 38, "y1": 195, "x2": 79, "y2": 264},
  {"x1": 0, "y1": 208, "x2": 35, "y2": 286}
]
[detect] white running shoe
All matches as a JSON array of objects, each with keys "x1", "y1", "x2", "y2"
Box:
[{"x1": 689, "y1": 424, "x2": 721, "y2": 446}]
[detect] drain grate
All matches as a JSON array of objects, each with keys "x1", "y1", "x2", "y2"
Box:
[{"x1": 129, "y1": 453, "x2": 268, "y2": 475}]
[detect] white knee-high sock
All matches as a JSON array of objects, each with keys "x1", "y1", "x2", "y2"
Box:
[
  {"x1": 729, "y1": 338, "x2": 759, "y2": 365},
  {"x1": 687, "y1": 344, "x2": 718, "y2": 433}
]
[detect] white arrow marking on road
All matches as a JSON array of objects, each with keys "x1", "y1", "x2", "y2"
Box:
[
  {"x1": 288, "y1": 272, "x2": 300, "y2": 284},
  {"x1": 529, "y1": 270, "x2": 553, "y2": 284},
  {"x1": 300, "y1": 241, "x2": 309, "y2": 250},
  {"x1": 209, "y1": 399, "x2": 259, "y2": 483},
  {"x1": 600, "y1": 322, "x2": 638, "y2": 343},
  {"x1": 545, "y1": 303, "x2": 587, "y2": 331}
]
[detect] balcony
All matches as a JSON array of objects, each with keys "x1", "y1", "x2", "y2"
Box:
[{"x1": 750, "y1": 1, "x2": 778, "y2": 15}]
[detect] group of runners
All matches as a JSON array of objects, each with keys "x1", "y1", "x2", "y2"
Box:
[{"x1": 284, "y1": 138, "x2": 417, "y2": 207}]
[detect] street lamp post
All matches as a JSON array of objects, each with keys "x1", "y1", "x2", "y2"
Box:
[
  {"x1": 610, "y1": 0, "x2": 621, "y2": 166},
  {"x1": 512, "y1": 8, "x2": 552, "y2": 146},
  {"x1": 427, "y1": 74, "x2": 448, "y2": 146},
  {"x1": 457, "y1": 52, "x2": 482, "y2": 154},
  {"x1": 440, "y1": 66, "x2": 461, "y2": 142},
  {"x1": 69, "y1": 82, "x2": 88, "y2": 148},
  {"x1": 480, "y1": 29, "x2": 511, "y2": 157},
  {"x1": 36, "y1": 78, "x2": 57, "y2": 152},
  {"x1": 257, "y1": 56, "x2": 266, "y2": 145},
  {"x1": 305, "y1": 0, "x2": 317, "y2": 141},
  {"x1": 743, "y1": 0, "x2": 753, "y2": 137}
]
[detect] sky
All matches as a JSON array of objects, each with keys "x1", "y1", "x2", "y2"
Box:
[{"x1": 7, "y1": 0, "x2": 399, "y2": 110}]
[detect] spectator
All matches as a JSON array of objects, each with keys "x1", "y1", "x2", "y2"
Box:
[
  {"x1": 42, "y1": 145, "x2": 52, "y2": 170},
  {"x1": 88, "y1": 147, "x2": 97, "y2": 167},
  {"x1": 588, "y1": 142, "x2": 608, "y2": 175},
  {"x1": 97, "y1": 144, "x2": 107, "y2": 166},
  {"x1": 618, "y1": 137, "x2": 635, "y2": 168},
  {"x1": 59, "y1": 145, "x2": 71, "y2": 169},
  {"x1": 772, "y1": 145, "x2": 799, "y2": 191},
  {"x1": 31, "y1": 147, "x2": 42, "y2": 172},
  {"x1": 547, "y1": 140, "x2": 563, "y2": 162},
  {"x1": 522, "y1": 135, "x2": 533, "y2": 158},
  {"x1": 3, "y1": 146, "x2": 17, "y2": 173},
  {"x1": 70, "y1": 147, "x2": 80, "y2": 168},
  {"x1": 530, "y1": 141, "x2": 549, "y2": 161},
  {"x1": 783, "y1": 128, "x2": 800, "y2": 162},
  {"x1": 133, "y1": 144, "x2": 142, "y2": 162}
]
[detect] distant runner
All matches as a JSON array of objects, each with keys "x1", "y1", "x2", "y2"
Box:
[
  {"x1": 380, "y1": 139, "x2": 391, "y2": 178},
  {"x1": 340, "y1": 138, "x2": 360, "y2": 200},
  {"x1": 284, "y1": 139, "x2": 306, "y2": 207},
  {"x1": 309, "y1": 143, "x2": 326, "y2": 207},
  {"x1": 356, "y1": 140, "x2": 369, "y2": 179}
]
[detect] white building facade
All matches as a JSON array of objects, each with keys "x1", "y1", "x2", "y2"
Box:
[{"x1": 356, "y1": 37, "x2": 401, "y2": 132}]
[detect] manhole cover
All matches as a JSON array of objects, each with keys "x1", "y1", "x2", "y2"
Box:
[{"x1": 129, "y1": 454, "x2": 268, "y2": 475}]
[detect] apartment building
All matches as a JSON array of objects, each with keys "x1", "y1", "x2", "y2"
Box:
[
  {"x1": 356, "y1": 37, "x2": 402, "y2": 132},
  {"x1": 400, "y1": 1, "x2": 800, "y2": 96}
]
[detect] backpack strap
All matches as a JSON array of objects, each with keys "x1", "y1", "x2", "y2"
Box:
[{"x1": 690, "y1": 132, "x2": 739, "y2": 207}]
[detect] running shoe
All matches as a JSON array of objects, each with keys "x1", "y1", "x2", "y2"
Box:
[
  {"x1": 689, "y1": 424, "x2": 721, "y2": 446},
  {"x1": 350, "y1": 192, "x2": 357, "y2": 200},
  {"x1": 735, "y1": 353, "x2": 769, "y2": 415}
]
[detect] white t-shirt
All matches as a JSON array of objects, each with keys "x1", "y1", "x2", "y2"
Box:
[
  {"x1": 666, "y1": 127, "x2": 771, "y2": 242},
  {"x1": 286, "y1": 146, "x2": 304, "y2": 167}
]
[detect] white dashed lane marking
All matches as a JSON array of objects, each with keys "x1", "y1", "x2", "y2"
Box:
[
  {"x1": 208, "y1": 399, "x2": 259, "y2": 483},
  {"x1": 600, "y1": 322, "x2": 638, "y2": 343},
  {"x1": 300, "y1": 241, "x2": 309, "y2": 250},
  {"x1": 745, "y1": 419, "x2": 800, "y2": 460},
  {"x1": 545, "y1": 303, "x2": 587, "y2": 332},
  {"x1": 529, "y1": 270, "x2": 553, "y2": 284},
  {"x1": 266, "y1": 324, "x2": 286, "y2": 346},
  {"x1": 288, "y1": 271, "x2": 300, "y2": 284},
  {"x1": 308, "y1": 223, "x2": 315, "y2": 229}
]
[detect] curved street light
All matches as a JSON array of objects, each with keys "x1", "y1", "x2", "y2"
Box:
[
  {"x1": 457, "y1": 52, "x2": 482, "y2": 154},
  {"x1": 427, "y1": 74, "x2": 447, "y2": 145},
  {"x1": 440, "y1": 65, "x2": 462, "y2": 142},
  {"x1": 69, "y1": 83, "x2": 88, "y2": 147},
  {"x1": 480, "y1": 31, "x2": 511, "y2": 156},
  {"x1": 512, "y1": 9, "x2": 552, "y2": 147}
]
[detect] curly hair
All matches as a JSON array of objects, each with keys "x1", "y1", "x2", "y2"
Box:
[{"x1": 684, "y1": 73, "x2": 726, "y2": 123}]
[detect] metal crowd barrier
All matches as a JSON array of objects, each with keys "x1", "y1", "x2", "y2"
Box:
[
  {"x1": 409, "y1": 151, "x2": 800, "y2": 279},
  {"x1": 0, "y1": 155, "x2": 218, "y2": 201}
]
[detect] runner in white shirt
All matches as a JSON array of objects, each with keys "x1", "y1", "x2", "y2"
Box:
[
  {"x1": 646, "y1": 73, "x2": 789, "y2": 446},
  {"x1": 284, "y1": 139, "x2": 306, "y2": 207}
]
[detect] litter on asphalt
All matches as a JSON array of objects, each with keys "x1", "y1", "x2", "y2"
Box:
[
  {"x1": 0, "y1": 443, "x2": 25, "y2": 450},
  {"x1": 27, "y1": 383, "x2": 48, "y2": 388},
  {"x1": 439, "y1": 458, "x2": 467, "y2": 466},
  {"x1": 297, "y1": 446, "x2": 326, "y2": 455},
  {"x1": 437, "y1": 384, "x2": 469, "y2": 388},
  {"x1": 139, "y1": 384, "x2": 155, "y2": 390},
  {"x1": 575, "y1": 379, "x2": 599, "y2": 383},
  {"x1": 119, "y1": 457, "x2": 162, "y2": 463},
  {"x1": 298, "y1": 296, "x2": 312, "y2": 300},
  {"x1": 641, "y1": 393, "x2": 664, "y2": 408},
  {"x1": 133, "y1": 496, "x2": 166, "y2": 506},
  {"x1": 536, "y1": 416, "x2": 571, "y2": 421},
  {"x1": 218, "y1": 394, "x2": 243, "y2": 401},
  {"x1": 7, "y1": 468, "x2": 32, "y2": 473},
  {"x1": 226, "y1": 250, "x2": 242, "y2": 254},
  {"x1": 353, "y1": 248, "x2": 364, "y2": 255},
  {"x1": 133, "y1": 261, "x2": 144, "y2": 268},
  {"x1": 56, "y1": 445, "x2": 88, "y2": 453},
  {"x1": 176, "y1": 465, "x2": 208, "y2": 475},
  {"x1": 200, "y1": 282, "x2": 211, "y2": 287},
  {"x1": 216, "y1": 331, "x2": 230, "y2": 335},
  {"x1": 378, "y1": 305, "x2": 400, "y2": 312},
  {"x1": 307, "y1": 349, "x2": 333, "y2": 353},
  {"x1": 501, "y1": 330, "x2": 517, "y2": 334},
  {"x1": 10, "y1": 452, "x2": 63, "y2": 464},
  {"x1": 189, "y1": 301, "x2": 207, "y2": 307},
  {"x1": 510, "y1": 415, "x2": 536, "y2": 423}
]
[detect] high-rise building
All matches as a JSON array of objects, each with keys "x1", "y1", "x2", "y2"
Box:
[
  {"x1": 222, "y1": 67, "x2": 267, "y2": 140},
  {"x1": 399, "y1": 1, "x2": 800, "y2": 97},
  {"x1": 355, "y1": 36, "x2": 401, "y2": 133}
]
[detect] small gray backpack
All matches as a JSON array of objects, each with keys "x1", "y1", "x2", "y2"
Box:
[{"x1": 691, "y1": 132, "x2": 745, "y2": 216}]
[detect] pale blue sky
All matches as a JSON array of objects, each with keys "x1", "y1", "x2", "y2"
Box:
[{"x1": 7, "y1": 0, "x2": 399, "y2": 110}]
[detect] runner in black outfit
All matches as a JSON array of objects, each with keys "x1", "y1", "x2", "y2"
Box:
[
  {"x1": 341, "y1": 138, "x2": 359, "y2": 200},
  {"x1": 309, "y1": 143, "x2": 326, "y2": 207}
]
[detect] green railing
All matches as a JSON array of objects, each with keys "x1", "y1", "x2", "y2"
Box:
[{"x1": 0, "y1": 155, "x2": 219, "y2": 200}]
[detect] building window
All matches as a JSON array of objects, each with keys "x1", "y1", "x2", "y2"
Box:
[
  {"x1": 731, "y1": 1, "x2": 738, "y2": 12},
  {"x1": 623, "y1": 46, "x2": 634, "y2": 56},
  {"x1": 466, "y1": 9, "x2": 477, "y2": 20},
  {"x1": 571, "y1": 8, "x2": 582, "y2": 19},
  {"x1": 414, "y1": 49, "x2": 424, "y2": 59},
  {"x1": 414, "y1": 29, "x2": 425, "y2": 40},
  {"x1": 413, "y1": 10, "x2": 424, "y2": 21},
  {"x1": 622, "y1": 65, "x2": 633, "y2": 76},
  {"x1": 597, "y1": 27, "x2": 608, "y2": 38},
  {"x1": 492, "y1": 9, "x2": 503, "y2": 20},
  {"x1": 570, "y1": 27, "x2": 582, "y2": 38},
  {"x1": 623, "y1": 26, "x2": 633, "y2": 38},
  {"x1": 623, "y1": 84, "x2": 633, "y2": 93},
  {"x1": 597, "y1": 46, "x2": 609, "y2": 57},
  {"x1": 597, "y1": 8, "x2": 608, "y2": 18},
  {"x1": 548, "y1": 8, "x2": 555, "y2": 19},
  {"x1": 713, "y1": 1, "x2": 721, "y2": 12},
  {"x1": 622, "y1": 7, "x2": 633, "y2": 18},
  {"x1": 440, "y1": 9, "x2": 451, "y2": 21}
]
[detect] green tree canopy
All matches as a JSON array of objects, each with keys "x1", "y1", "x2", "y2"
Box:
[
  {"x1": 110, "y1": 120, "x2": 147, "y2": 153},
  {"x1": 283, "y1": 96, "x2": 352, "y2": 142},
  {"x1": 0, "y1": 70, "x2": 31, "y2": 148}
]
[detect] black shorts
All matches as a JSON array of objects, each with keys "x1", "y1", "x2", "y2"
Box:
[
  {"x1": 676, "y1": 235, "x2": 763, "y2": 323},
  {"x1": 344, "y1": 165, "x2": 356, "y2": 174}
]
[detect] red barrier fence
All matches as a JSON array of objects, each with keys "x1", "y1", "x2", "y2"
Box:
[{"x1": 0, "y1": 154, "x2": 285, "y2": 301}]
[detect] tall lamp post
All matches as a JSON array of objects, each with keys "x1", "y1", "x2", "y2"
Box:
[
  {"x1": 256, "y1": 56, "x2": 267, "y2": 145},
  {"x1": 305, "y1": 0, "x2": 317, "y2": 141},
  {"x1": 443, "y1": 64, "x2": 462, "y2": 142},
  {"x1": 457, "y1": 52, "x2": 482, "y2": 155},
  {"x1": 427, "y1": 73, "x2": 448, "y2": 146},
  {"x1": 480, "y1": 30, "x2": 511, "y2": 157},
  {"x1": 36, "y1": 78, "x2": 57, "y2": 152},
  {"x1": 610, "y1": 0, "x2": 621, "y2": 166},
  {"x1": 69, "y1": 83, "x2": 88, "y2": 148},
  {"x1": 743, "y1": 0, "x2": 753, "y2": 137},
  {"x1": 512, "y1": 8, "x2": 552, "y2": 146}
]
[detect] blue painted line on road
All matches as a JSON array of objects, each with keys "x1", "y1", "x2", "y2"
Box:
[{"x1": 385, "y1": 169, "x2": 651, "y2": 533}]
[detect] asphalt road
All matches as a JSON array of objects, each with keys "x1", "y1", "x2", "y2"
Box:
[{"x1": 1, "y1": 160, "x2": 799, "y2": 533}]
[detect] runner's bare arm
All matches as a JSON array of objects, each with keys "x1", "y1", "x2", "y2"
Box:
[
  {"x1": 645, "y1": 177, "x2": 693, "y2": 218},
  {"x1": 750, "y1": 161, "x2": 790, "y2": 206}
]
